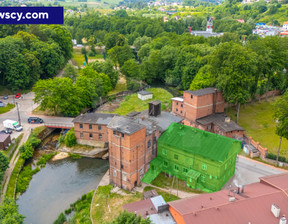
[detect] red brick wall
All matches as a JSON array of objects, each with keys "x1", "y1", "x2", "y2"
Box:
[
  {"x1": 74, "y1": 122, "x2": 108, "y2": 142},
  {"x1": 172, "y1": 100, "x2": 184, "y2": 117}
]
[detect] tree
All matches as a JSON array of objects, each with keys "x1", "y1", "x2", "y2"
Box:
[
  {"x1": 273, "y1": 90, "x2": 288, "y2": 164},
  {"x1": 133, "y1": 36, "x2": 152, "y2": 51},
  {"x1": 20, "y1": 143, "x2": 34, "y2": 160},
  {"x1": 208, "y1": 42, "x2": 257, "y2": 123},
  {"x1": 33, "y1": 78, "x2": 83, "y2": 116},
  {"x1": 63, "y1": 63, "x2": 78, "y2": 82},
  {"x1": 108, "y1": 45, "x2": 134, "y2": 68},
  {"x1": 0, "y1": 198, "x2": 25, "y2": 224},
  {"x1": 190, "y1": 65, "x2": 216, "y2": 90},
  {"x1": 108, "y1": 210, "x2": 151, "y2": 224},
  {"x1": 64, "y1": 128, "x2": 77, "y2": 147},
  {"x1": 121, "y1": 59, "x2": 140, "y2": 79}
]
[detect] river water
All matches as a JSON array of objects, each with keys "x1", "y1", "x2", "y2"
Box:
[{"x1": 17, "y1": 157, "x2": 109, "y2": 224}]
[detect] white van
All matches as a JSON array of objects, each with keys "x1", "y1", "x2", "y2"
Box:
[{"x1": 3, "y1": 119, "x2": 23, "y2": 131}]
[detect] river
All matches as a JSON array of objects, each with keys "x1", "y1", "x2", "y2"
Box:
[{"x1": 17, "y1": 157, "x2": 109, "y2": 224}]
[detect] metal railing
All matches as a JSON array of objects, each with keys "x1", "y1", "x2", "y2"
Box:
[{"x1": 44, "y1": 123, "x2": 73, "y2": 128}]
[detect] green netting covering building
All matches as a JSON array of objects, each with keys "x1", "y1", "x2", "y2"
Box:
[{"x1": 141, "y1": 123, "x2": 241, "y2": 192}]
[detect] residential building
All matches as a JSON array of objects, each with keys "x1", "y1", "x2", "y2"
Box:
[
  {"x1": 168, "y1": 173, "x2": 288, "y2": 224},
  {"x1": 142, "y1": 123, "x2": 241, "y2": 192},
  {"x1": 172, "y1": 88, "x2": 245, "y2": 139},
  {"x1": 72, "y1": 113, "x2": 116, "y2": 147},
  {"x1": 283, "y1": 21, "x2": 288, "y2": 30},
  {"x1": 0, "y1": 134, "x2": 11, "y2": 150},
  {"x1": 108, "y1": 101, "x2": 183, "y2": 190},
  {"x1": 123, "y1": 195, "x2": 176, "y2": 224}
]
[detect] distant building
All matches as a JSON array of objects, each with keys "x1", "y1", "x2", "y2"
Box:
[
  {"x1": 253, "y1": 24, "x2": 280, "y2": 37},
  {"x1": 0, "y1": 134, "x2": 11, "y2": 150},
  {"x1": 72, "y1": 39, "x2": 77, "y2": 45},
  {"x1": 283, "y1": 21, "x2": 288, "y2": 30},
  {"x1": 163, "y1": 17, "x2": 169, "y2": 22},
  {"x1": 142, "y1": 123, "x2": 241, "y2": 192},
  {"x1": 108, "y1": 101, "x2": 182, "y2": 190},
  {"x1": 123, "y1": 195, "x2": 176, "y2": 224},
  {"x1": 72, "y1": 113, "x2": 116, "y2": 147},
  {"x1": 190, "y1": 18, "x2": 223, "y2": 38},
  {"x1": 168, "y1": 173, "x2": 288, "y2": 224},
  {"x1": 171, "y1": 88, "x2": 245, "y2": 139},
  {"x1": 138, "y1": 90, "x2": 153, "y2": 101}
]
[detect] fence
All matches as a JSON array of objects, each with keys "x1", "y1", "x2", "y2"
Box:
[{"x1": 247, "y1": 136, "x2": 268, "y2": 158}]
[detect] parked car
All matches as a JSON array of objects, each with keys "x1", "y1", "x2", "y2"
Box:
[
  {"x1": 0, "y1": 130, "x2": 9, "y2": 134},
  {"x1": 15, "y1": 93, "x2": 21, "y2": 99},
  {"x1": 3, "y1": 95, "x2": 8, "y2": 100},
  {"x1": 0, "y1": 101, "x2": 4, "y2": 107},
  {"x1": 28, "y1": 117, "x2": 44, "y2": 124}
]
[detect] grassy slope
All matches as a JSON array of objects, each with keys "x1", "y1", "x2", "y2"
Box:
[
  {"x1": 227, "y1": 97, "x2": 288, "y2": 157},
  {"x1": 0, "y1": 104, "x2": 15, "y2": 114},
  {"x1": 109, "y1": 88, "x2": 173, "y2": 115}
]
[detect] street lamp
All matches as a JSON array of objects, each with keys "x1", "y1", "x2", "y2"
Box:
[{"x1": 16, "y1": 102, "x2": 21, "y2": 126}]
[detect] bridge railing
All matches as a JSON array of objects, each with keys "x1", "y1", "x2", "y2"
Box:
[{"x1": 44, "y1": 123, "x2": 74, "y2": 128}]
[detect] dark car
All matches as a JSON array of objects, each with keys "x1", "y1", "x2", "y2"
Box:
[
  {"x1": 0, "y1": 130, "x2": 10, "y2": 134},
  {"x1": 15, "y1": 93, "x2": 21, "y2": 99},
  {"x1": 28, "y1": 117, "x2": 44, "y2": 124},
  {"x1": 3, "y1": 95, "x2": 8, "y2": 100},
  {"x1": 0, "y1": 101, "x2": 4, "y2": 107}
]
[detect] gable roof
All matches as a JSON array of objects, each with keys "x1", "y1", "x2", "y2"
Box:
[
  {"x1": 72, "y1": 113, "x2": 116, "y2": 125},
  {"x1": 0, "y1": 134, "x2": 10, "y2": 142},
  {"x1": 197, "y1": 113, "x2": 245, "y2": 132},
  {"x1": 185, "y1": 88, "x2": 217, "y2": 96},
  {"x1": 158, "y1": 123, "x2": 240, "y2": 162},
  {"x1": 138, "y1": 90, "x2": 152, "y2": 96}
]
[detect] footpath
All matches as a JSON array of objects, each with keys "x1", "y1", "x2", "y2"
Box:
[{"x1": 0, "y1": 128, "x2": 31, "y2": 204}]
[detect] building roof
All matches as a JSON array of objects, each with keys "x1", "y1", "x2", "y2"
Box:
[
  {"x1": 143, "y1": 190, "x2": 158, "y2": 200},
  {"x1": 133, "y1": 110, "x2": 183, "y2": 133},
  {"x1": 72, "y1": 113, "x2": 116, "y2": 125},
  {"x1": 107, "y1": 116, "x2": 145, "y2": 135},
  {"x1": 0, "y1": 134, "x2": 9, "y2": 142},
  {"x1": 171, "y1": 97, "x2": 183, "y2": 102},
  {"x1": 138, "y1": 90, "x2": 152, "y2": 96},
  {"x1": 158, "y1": 123, "x2": 241, "y2": 162},
  {"x1": 196, "y1": 113, "x2": 245, "y2": 132},
  {"x1": 283, "y1": 21, "x2": 288, "y2": 25},
  {"x1": 151, "y1": 195, "x2": 166, "y2": 212},
  {"x1": 123, "y1": 197, "x2": 157, "y2": 218},
  {"x1": 149, "y1": 100, "x2": 161, "y2": 105},
  {"x1": 185, "y1": 88, "x2": 217, "y2": 96},
  {"x1": 168, "y1": 173, "x2": 288, "y2": 224}
]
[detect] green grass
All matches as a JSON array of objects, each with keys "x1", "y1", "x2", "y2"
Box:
[
  {"x1": 151, "y1": 172, "x2": 204, "y2": 194},
  {"x1": 109, "y1": 88, "x2": 173, "y2": 115},
  {"x1": 108, "y1": 82, "x2": 127, "y2": 96},
  {"x1": 72, "y1": 48, "x2": 104, "y2": 67},
  {"x1": 5, "y1": 158, "x2": 25, "y2": 199},
  {"x1": 227, "y1": 97, "x2": 288, "y2": 158},
  {"x1": 143, "y1": 186, "x2": 179, "y2": 202},
  {"x1": 33, "y1": 126, "x2": 46, "y2": 137},
  {"x1": 91, "y1": 185, "x2": 142, "y2": 224},
  {"x1": 36, "y1": 152, "x2": 57, "y2": 167},
  {"x1": 0, "y1": 103, "x2": 15, "y2": 114}
]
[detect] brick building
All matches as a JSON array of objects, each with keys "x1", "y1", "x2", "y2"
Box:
[
  {"x1": 172, "y1": 88, "x2": 244, "y2": 139},
  {"x1": 72, "y1": 113, "x2": 116, "y2": 146},
  {"x1": 0, "y1": 134, "x2": 11, "y2": 150},
  {"x1": 108, "y1": 101, "x2": 182, "y2": 190}
]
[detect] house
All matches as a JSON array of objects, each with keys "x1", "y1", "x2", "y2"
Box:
[
  {"x1": 0, "y1": 134, "x2": 11, "y2": 150},
  {"x1": 108, "y1": 101, "x2": 183, "y2": 190},
  {"x1": 123, "y1": 195, "x2": 176, "y2": 224},
  {"x1": 142, "y1": 123, "x2": 241, "y2": 192},
  {"x1": 72, "y1": 113, "x2": 116, "y2": 147},
  {"x1": 168, "y1": 173, "x2": 288, "y2": 224},
  {"x1": 138, "y1": 91, "x2": 153, "y2": 101},
  {"x1": 172, "y1": 87, "x2": 245, "y2": 139},
  {"x1": 283, "y1": 21, "x2": 288, "y2": 30}
]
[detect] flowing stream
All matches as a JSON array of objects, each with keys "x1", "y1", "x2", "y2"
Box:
[{"x1": 17, "y1": 157, "x2": 109, "y2": 224}]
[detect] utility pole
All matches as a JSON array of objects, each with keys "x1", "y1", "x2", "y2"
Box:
[{"x1": 16, "y1": 102, "x2": 21, "y2": 126}]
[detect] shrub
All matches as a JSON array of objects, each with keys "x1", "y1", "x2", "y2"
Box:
[
  {"x1": 20, "y1": 143, "x2": 34, "y2": 160},
  {"x1": 58, "y1": 135, "x2": 65, "y2": 144},
  {"x1": 127, "y1": 79, "x2": 140, "y2": 91},
  {"x1": 28, "y1": 134, "x2": 41, "y2": 148},
  {"x1": 64, "y1": 128, "x2": 77, "y2": 147},
  {"x1": 266, "y1": 153, "x2": 286, "y2": 162},
  {"x1": 53, "y1": 213, "x2": 66, "y2": 224}
]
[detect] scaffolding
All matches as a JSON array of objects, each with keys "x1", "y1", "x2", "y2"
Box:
[{"x1": 142, "y1": 123, "x2": 241, "y2": 192}]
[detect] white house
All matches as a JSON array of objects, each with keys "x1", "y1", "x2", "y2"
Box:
[
  {"x1": 138, "y1": 91, "x2": 153, "y2": 101},
  {"x1": 283, "y1": 22, "x2": 288, "y2": 31}
]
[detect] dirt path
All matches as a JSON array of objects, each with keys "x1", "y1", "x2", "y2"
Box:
[{"x1": 0, "y1": 128, "x2": 31, "y2": 203}]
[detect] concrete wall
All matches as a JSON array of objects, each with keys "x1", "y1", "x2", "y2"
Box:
[{"x1": 138, "y1": 94, "x2": 153, "y2": 101}]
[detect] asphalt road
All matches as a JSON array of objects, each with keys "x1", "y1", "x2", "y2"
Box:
[
  {"x1": 223, "y1": 155, "x2": 286, "y2": 189},
  {"x1": 0, "y1": 92, "x2": 74, "y2": 139}
]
